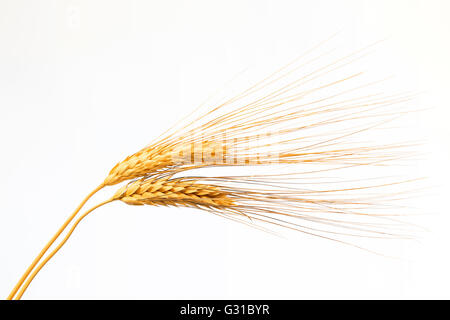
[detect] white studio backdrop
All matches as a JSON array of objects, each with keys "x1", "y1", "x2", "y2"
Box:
[{"x1": 0, "y1": 0, "x2": 449, "y2": 299}]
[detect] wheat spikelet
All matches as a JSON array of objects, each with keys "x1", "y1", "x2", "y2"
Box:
[{"x1": 104, "y1": 150, "x2": 172, "y2": 186}]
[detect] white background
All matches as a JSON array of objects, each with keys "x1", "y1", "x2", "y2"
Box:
[{"x1": 1, "y1": 0, "x2": 449, "y2": 299}]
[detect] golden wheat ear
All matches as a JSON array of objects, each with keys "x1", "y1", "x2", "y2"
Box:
[
  {"x1": 111, "y1": 175, "x2": 422, "y2": 243},
  {"x1": 9, "y1": 39, "x2": 421, "y2": 299},
  {"x1": 112, "y1": 177, "x2": 235, "y2": 207}
]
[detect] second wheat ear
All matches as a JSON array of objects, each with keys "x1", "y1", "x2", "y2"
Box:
[{"x1": 8, "y1": 40, "x2": 420, "y2": 299}]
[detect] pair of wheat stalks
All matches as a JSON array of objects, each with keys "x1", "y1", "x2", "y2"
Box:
[{"x1": 7, "y1": 39, "x2": 420, "y2": 299}]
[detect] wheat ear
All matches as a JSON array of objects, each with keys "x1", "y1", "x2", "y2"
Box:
[{"x1": 112, "y1": 177, "x2": 235, "y2": 207}]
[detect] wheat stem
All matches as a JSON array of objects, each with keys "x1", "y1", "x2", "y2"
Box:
[
  {"x1": 14, "y1": 198, "x2": 113, "y2": 300},
  {"x1": 7, "y1": 184, "x2": 105, "y2": 300}
]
